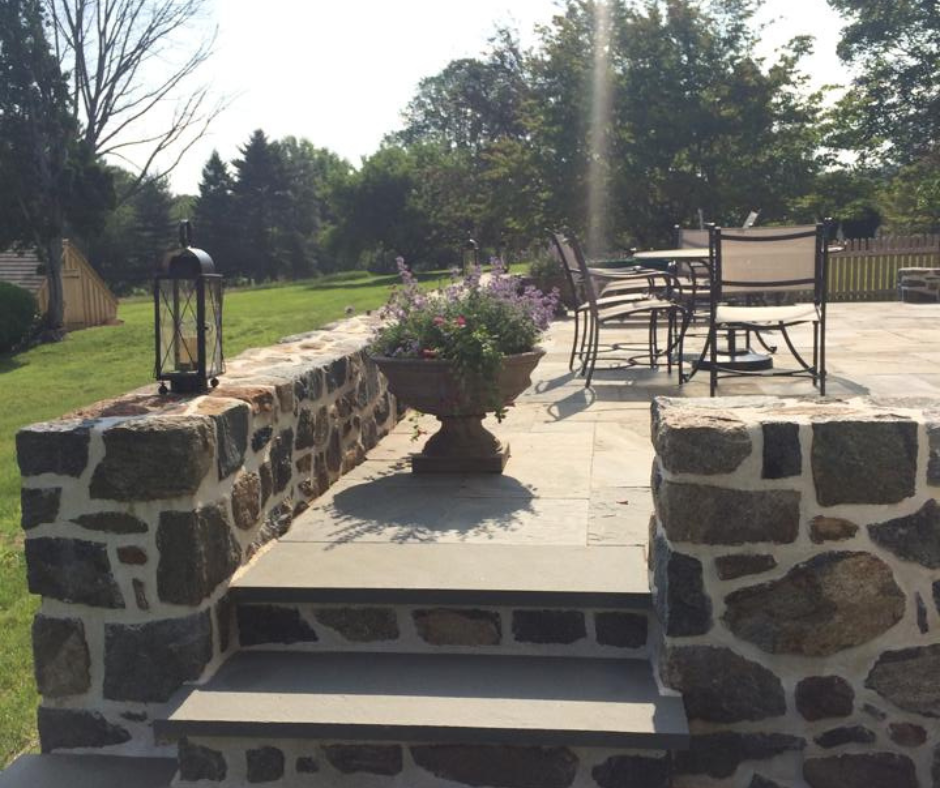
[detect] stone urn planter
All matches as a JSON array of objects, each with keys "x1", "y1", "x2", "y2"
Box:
[{"x1": 373, "y1": 349, "x2": 545, "y2": 473}]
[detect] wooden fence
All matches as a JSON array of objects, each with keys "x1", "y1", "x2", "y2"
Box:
[{"x1": 828, "y1": 235, "x2": 940, "y2": 301}]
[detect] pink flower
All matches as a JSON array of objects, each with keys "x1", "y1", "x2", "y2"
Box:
[
  {"x1": 433, "y1": 316, "x2": 445, "y2": 326},
  {"x1": 421, "y1": 348, "x2": 439, "y2": 359},
  {"x1": 455, "y1": 315, "x2": 467, "y2": 327}
]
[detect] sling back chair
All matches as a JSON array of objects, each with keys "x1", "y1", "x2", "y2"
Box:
[
  {"x1": 694, "y1": 222, "x2": 830, "y2": 396},
  {"x1": 549, "y1": 230, "x2": 688, "y2": 387}
]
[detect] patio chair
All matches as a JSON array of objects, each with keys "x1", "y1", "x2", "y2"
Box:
[
  {"x1": 696, "y1": 222, "x2": 830, "y2": 396},
  {"x1": 550, "y1": 230, "x2": 688, "y2": 387},
  {"x1": 549, "y1": 231, "x2": 660, "y2": 372}
]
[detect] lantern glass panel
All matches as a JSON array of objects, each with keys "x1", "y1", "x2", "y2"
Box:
[
  {"x1": 205, "y1": 277, "x2": 224, "y2": 377},
  {"x1": 158, "y1": 277, "x2": 200, "y2": 374}
]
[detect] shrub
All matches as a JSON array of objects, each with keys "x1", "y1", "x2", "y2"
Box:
[{"x1": 0, "y1": 282, "x2": 39, "y2": 353}]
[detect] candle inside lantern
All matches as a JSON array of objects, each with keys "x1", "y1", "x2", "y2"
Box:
[{"x1": 179, "y1": 335, "x2": 198, "y2": 370}]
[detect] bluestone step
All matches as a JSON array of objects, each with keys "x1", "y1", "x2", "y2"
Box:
[
  {"x1": 0, "y1": 755, "x2": 175, "y2": 788},
  {"x1": 232, "y1": 543, "x2": 651, "y2": 608},
  {"x1": 157, "y1": 650, "x2": 687, "y2": 749}
]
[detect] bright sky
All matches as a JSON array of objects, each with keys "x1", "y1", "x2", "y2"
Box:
[{"x1": 162, "y1": 0, "x2": 851, "y2": 194}]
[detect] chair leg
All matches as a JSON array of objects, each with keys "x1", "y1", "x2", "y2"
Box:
[
  {"x1": 819, "y1": 318, "x2": 827, "y2": 396},
  {"x1": 569, "y1": 310, "x2": 580, "y2": 372},
  {"x1": 585, "y1": 317, "x2": 601, "y2": 387},
  {"x1": 709, "y1": 323, "x2": 718, "y2": 397},
  {"x1": 578, "y1": 312, "x2": 592, "y2": 374}
]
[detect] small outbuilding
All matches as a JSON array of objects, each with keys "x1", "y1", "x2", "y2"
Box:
[{"x1": 0, "y1": 239, "x2": 118, "y2": 331}]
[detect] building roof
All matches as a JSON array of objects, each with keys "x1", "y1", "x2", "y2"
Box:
[{"x1": 0, "y1": 247, "x2": 45, "y2": 295}]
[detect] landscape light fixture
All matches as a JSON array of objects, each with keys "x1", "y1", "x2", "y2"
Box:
[{"x1": 154, "y1": 221, "x2": 224, "y2": 394}]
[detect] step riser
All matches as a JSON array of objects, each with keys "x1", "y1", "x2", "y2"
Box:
[
  {"x1": 175, "y1": 737, "x2": 672, "y2": 788},
  {"x1": 235, "y1": 603, "x2": 653, "y2": 658}
]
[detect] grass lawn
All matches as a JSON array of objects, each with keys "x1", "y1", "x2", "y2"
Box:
[{"x1": 0, "y1": 270, "x2": 428, "y2": 766}]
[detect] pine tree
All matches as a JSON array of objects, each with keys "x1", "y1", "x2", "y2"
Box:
[{"x1": 193, "y1": 151, "x2": 238, "y2": 274}]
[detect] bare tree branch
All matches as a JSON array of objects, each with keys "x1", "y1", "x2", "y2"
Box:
[{"x1": 47, "y1": 0, "x2": 223, "y2": 194}]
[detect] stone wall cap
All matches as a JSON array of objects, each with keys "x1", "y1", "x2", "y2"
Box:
[{"x1": 654, "y1": 396, "x2": 929, "y2": 426}]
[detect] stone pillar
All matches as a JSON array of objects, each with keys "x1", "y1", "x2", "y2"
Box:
[
  {"x1": 17, "y1": 317, "x2": 398, "y2": 754},
  {"x1": 650, "y1": 397, "x2": 940, "y2": 788}
]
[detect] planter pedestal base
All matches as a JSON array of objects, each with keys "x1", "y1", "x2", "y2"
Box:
[{"x1": 411, "y1": 415, "x2": 510, "y2": 474}]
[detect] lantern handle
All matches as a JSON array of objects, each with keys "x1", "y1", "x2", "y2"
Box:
[{"x1": 179, "y1": 220, "x2": 192, "y2": 249}]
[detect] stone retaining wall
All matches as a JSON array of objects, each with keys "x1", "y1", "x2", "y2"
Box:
[
  {"x1": 650, "y1": 396, "x2": 940, "y2": 788},
  {"x1": 17, "y1": 317, "x2": 399, "y2": 755},
  {"x1": 234, "y1": 602, "x2": 651, "y2": 657}
]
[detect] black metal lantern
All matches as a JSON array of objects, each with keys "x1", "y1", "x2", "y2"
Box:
[
  {"x1": 154, "y1": 221, "x2": 224, "y2": 394},
  {"x1": 462, "y1": 232, "x2": 479, "y2": 272}
]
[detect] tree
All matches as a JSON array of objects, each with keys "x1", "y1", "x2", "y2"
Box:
[
  {"x1": 192, "y1": 150, "x2": 237, "y2": 273},
  {"x1": 395, "y1": 28, "x2": 530, "y2": 153},
  {"x1": 0, "y1": 0, "x2": 113, "y2": 327},
  {"x1": 47, "y1": 0, "x2": 223, "y2": 199},
  {"x1": 828, "y1": 0, "x2": 940, "y2": 165},
  {"x1": 232, "y1": 130, "x2": 290, "y2": 281},
  {"x1": 83, "y1": 168, "x2": 172, "y2": 292}
]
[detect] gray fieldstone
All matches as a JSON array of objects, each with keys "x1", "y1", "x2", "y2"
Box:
[
  {"x1": 295, "y1": 756, "x2": 319, "y2": 774},
  {"x1": 918, "y1": 593, "x2": 929, "y2": 633},
  {"x1": 32, "y1": 616, "x2": 90, "y2": 697},
  {"x1": 179, "y1": 738, "x2": 227, "y2": 782},
  {"x1": 651, "y1": 404, "x2": 752, "y2": 475},
  {"x1": 26, "y1": 537, "x2": 125, "y2": 608},
  {"x1": 888, "y1": 722, "x2": 927, "y2": 747},
  {"x1": 812, "y1": 420, "x2": 917, "y2": 505},
  {"x1": 117, "y1": 546, "x2": 147, "y2": 565},
  {"x1": 71, "y1": 511, "x2": 147, "y2": 534},
  {"x1": 810, "y1": 516, "x2": 858, "y2": 543},
  {"x1": 933, "y1": 745, "x2": 940, "y2": 788},
  {"x1": 195, "y1": 399, "x2": 250, "y2": 481},
  {"x1": 103, "y1": 610, "x2": 213, "y2": 702},
  {"x1": 259, "y1": 461, "x2": 272, "y2": 505},
  {"x1": 749, "y1": 776, "x2": 787, "y2": 788},
  {"x1": 762, "y1": 421, "x2": 802, "y2": 479},
  {"x1": 592, "y1": 754, "x2": 670, "y2": 788},
  {"x1": 803, "y1": 752, "x2": 917, "y2": 788},
  {"x1": 415, "y1": 609, "x2": 501, "y2": 646},
  {"x1": 313, "y1": 406, "x2": 330, "y2": 446},
  {"x1": 216, "y1": 595, "x2": 234, "y2": 653},
  {"x1": 656, "y1": 482, "x2": 800, "y2": 545},
  {"x1": 21, "y1": 487, "x2": 60, "y2": 529},
  {"x1": 247, "y1": 746, "x2": 284, "y2": 783},
  {"x1": 795, "y1": 675, "x2": 854, "y2": 720},
  {"x1": 661, "y1": 645, "x2": 785, "y2": 722},
  {"x1": 231, "y1": 471, "x2": 262, "y2": 531},
  {"x1": 512, "y1": 610, "x2": 586, "y2": 644},
  {"x1": 37, "y1": 708, "x2": 130, "y2": 752},
  {"x1": 412, "y1": 744, "x2": 578, "y2": 788},
  {"x1": 252, "y1": 426, "x2": 273, "y2": 452},
  {"x1": 374, "y1": 392, "x2": 391, "y2": 425},
  {"x1": 326, "y1": 428, "x2": 342, "y2": 474},
  {"x1": 315, "y1": 608, "x2": 399, "y2": 642},
  {"x1": 17, "y1": 420, "x2": 90, "y2": 477},
  {"x1": 653, "y1": 536, "x2": 712, "y2": 636},
  {"x1": 674, "y1": 732, "x2": 805, "y2": 779},
  {"x1": 296, "y1": 408, "x2": 316, "y2": 450},
  {"x1": 324, "y1": 744, "x2": 401, "y2": 776},
  {"x1": 237, "y1": 604, "x2": 318, "y2": 646},
  {"x1": 90, "y1": 416, "x2": 215, "y2": 500},
  {"x1": 722, "y1": 552, "x2": 905, "y2": 656},
  {"x1": 865, "y1": 644, "x2": 940, "y2": 717},
  {"x1": 271, "y1": 428, "x2": 294, "y2": 494},
  {"x1": 715, "y1": 553, "x2": 777, "y2": 580},
  {"x1": 594, "y1": 612, "x2": 648, "y2": 648},
  {"x1": 326, "y1": 357, "x2": 348, "y2": 393},
  {"x1": 814, "y1": 725, "x2": 876, "y2": 748},
  {"x1": 868, "y1": 499, "x2": 940, "y2": 568},
  {"x1": 928, "y1": 421, "x2": 940, "y2": 486},
  {"x1": 935, "y1": 581, "x2": 940, "y2": 615},
  {"x1": 157, "y1": 503, "x2": 241, "y2": 606}
]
